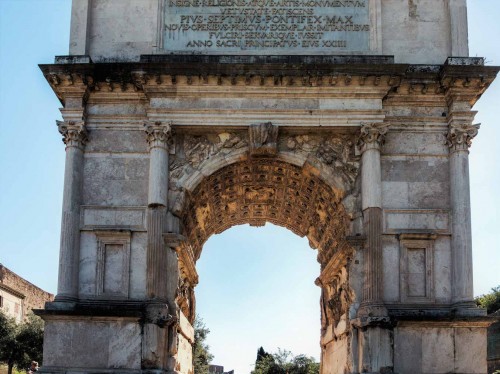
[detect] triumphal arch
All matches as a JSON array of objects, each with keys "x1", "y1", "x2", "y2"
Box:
[{"x1": 37, "y1": 0, "x2": 498, "y2": 373}]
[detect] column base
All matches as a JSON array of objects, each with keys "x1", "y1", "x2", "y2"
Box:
[
  {"x1": 357, "y1": 302, "x2": 389, "y2": 320},
  {"x1": 452, "y1": 300, "x2": 487, "y2": 316}
]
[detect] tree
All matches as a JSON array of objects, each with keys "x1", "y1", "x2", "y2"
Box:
[
  {"x1": 193, "y1": 315, "x2": 214, "y2": 374},
  {"x1": 475, "y1": 285, "x2": 500, "y2": 314},
  {"x1": 0, "y1": 311, "x2": 44, "y2": 374},
  {"x1": 256, "y1": 347, "x2": 271, "y2": 364},
  {"x1": 252, "y1": 348, "x2": 319, "y2": 374}
]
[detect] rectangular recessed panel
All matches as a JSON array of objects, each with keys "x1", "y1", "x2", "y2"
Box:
[
  {"x1": 104, "y1": 244, "x2": 125, "y2": 295},
  {"x1": 407, "y1": 248, "x2": 426, "y2": 297}
]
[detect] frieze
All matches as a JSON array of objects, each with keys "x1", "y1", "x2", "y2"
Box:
[{"x1": 283, "y1": 133, "x2": 359, "y2": 188}]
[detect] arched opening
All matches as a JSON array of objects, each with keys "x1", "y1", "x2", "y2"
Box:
[
  {"x1": 196, "y1": 223, "x2": 321, "y2": 373},
  {"x1": 175, "y1": 158, "x2": 359, "y2": 374}
]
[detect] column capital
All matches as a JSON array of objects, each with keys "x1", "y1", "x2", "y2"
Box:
[
  {"x1": 57, "y1": 120, "x2": 88, "y2": 149},
  {"x1": 357, "y1": 123, "x2": 390, "y2": 153},
  {"x1": 144, "y1": 121, "x2": 173, "y2": 150},
  {"x1": 446, "y1": 123, "x2": 480, "y2": 152}
]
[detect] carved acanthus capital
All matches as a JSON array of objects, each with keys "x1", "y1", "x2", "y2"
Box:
[
  {"x1": 144, "y1": 121, "x2": 173, "y2": 150},
  {"x1": 249, "y1": 122, "x2": 278, "y2": 156},
  {"x1": 356, "y1": 123, "x2": 389, "y2": 152},
  {"x1": 56, "y1": 120, "x2": 88, "y2": 149},
  {"x1": 446, "y1": 123, "x2": 480, "y2": 151}
]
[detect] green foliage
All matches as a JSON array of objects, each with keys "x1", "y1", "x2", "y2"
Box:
[
  {"x1": 252, "y1": 348, "x2": 319, "y2": 374},
  {"x1": 0, "y1": 311, "x2": 44, "y2": 374},
  {"x1": 256, "y1": 347, "x2": 271, "y2": 364},
  {"x1": 475, "y1": 285, "x2": 500, "y2": 314},
  {"x1": 193, "y1": 315, "x2": 214, "y2": 374}
]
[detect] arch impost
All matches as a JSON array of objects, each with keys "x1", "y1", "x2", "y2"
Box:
[
  {"x1": 316, "y1": 241, "x2": 353, "y2": 286},
  {"x1": 164, "y1": 233, "x2": 199, "y2": 287}
]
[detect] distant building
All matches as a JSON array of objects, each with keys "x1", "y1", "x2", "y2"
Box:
[
  {"x1": 209, "y1": 365, "x2": 234, "y2": 374},
  {"x1": 0, "y1": 264, "x2": 53, "y2": 323}
]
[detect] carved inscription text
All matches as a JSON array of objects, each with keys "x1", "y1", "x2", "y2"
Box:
[{"x1": 163, "y1": 0, "x2": 371, "y2": 53}]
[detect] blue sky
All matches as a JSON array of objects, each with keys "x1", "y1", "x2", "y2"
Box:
[{"x1": 0, "y1": 1, "x2": 499, "y2": 374}]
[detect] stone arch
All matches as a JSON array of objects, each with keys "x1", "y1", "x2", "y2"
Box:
[
  {"x1": 168, "y1": 128, "x2": 364, "y2": 373},
  {"x1": 180, "y1": 158, "x2": 351, "y2": 266}
]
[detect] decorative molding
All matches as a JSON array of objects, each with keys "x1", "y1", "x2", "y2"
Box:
[
  {"x1": 40, "y1": 62, "x2": 500, "y2": 109},
  {"x1": 80, "y1": 206, "x2": 146, "y2": 231},
  {"x1": 383, "y1": 209, "x2": 451, "y2": 235},
  {"x1": 144, "y1": 121, "x2": 173, "y2": 150},
  {"x1": 56, "y1": 120, "x2": 88, "y2": 149},
  {"x1": 356, "y1": 122, "x2": 390, "y2": 152},
  {"x1": 446, "y1": 123, "x2": 480, "y2": 151}
]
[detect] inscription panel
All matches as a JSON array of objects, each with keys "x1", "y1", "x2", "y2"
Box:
[{"x1": 163, "y1": 0, "x2": 374, "y2": 54}]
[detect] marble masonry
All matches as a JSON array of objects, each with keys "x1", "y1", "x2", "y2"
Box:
[{"x1": 35, "y1": 1, "x2": 499, "y2": 373}]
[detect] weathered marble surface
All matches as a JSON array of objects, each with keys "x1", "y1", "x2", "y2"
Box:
[
  {"x1": 69, "y1": 0, "x2": 467, "y2": 64},
  {"x1": 37, "y1": 43, "x2": 498, "y2": 374}
]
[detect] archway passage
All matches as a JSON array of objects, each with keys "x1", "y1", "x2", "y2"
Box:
[
  {"x1": 181, "y1": 159, "x2": 351, "y2": 267},
  {"x1": 177, "y1": 158, "x2": 357, "y2": 374}
]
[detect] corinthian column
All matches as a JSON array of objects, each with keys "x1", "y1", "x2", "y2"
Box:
[
  {"x1": 55, "y1": 120, "x2": 88, "y2": 302},
  {"x1": 447, "y1": 122, "x2": 480, "y2": 313},
  {"x1": 144, "y1": 121, "x2": 172, "y2": 301},
  {"x1": 357, "y1": 123, "x2": 389, "y2": 317}
]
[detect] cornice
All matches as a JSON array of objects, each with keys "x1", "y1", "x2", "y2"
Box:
[{"x1": 39, "y1": 55, "x2": 499, "y2": 106}]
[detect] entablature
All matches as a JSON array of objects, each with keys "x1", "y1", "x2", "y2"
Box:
[{"x1": 40, "y1": 56, "x2": 499, "y2": 108}]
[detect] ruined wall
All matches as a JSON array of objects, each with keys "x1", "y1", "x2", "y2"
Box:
[{"x1": 0, "y1": 264, "x2": 53, "y2": 321}]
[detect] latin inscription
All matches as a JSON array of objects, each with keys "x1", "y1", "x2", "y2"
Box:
[{"x1": 163, "y1": 0, "x2": 371, "y2": 53}]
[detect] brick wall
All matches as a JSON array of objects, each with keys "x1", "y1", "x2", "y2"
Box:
[{"x1": 0, "y1": 264, "x2": 53, "y2": 320}]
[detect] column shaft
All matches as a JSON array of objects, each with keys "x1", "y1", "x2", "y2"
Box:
[
  {"x1": 358, "y1": 123, "x2": 388, "y2": 314},
  {"x1": 148, "y1": 146, "x2": 169, "y2": 206},
  {"x1": 446, "y1": 122, "x2": 479, "y2": 308},
  {"x1": 55, "y1": 121, "x2": 87, "y2": 301},
  {"x1": 147, "y1": 207, "x2": 168, "y2": 300},
  {"x1": 361, "y1": 147, "x2": 382, "y2": 210},
  {"x1": 145, "y1": 121, "x2": 173, "y2": 301},
  {"x1": 450, "y1": 150, "x2": 473, "y2": 303}
]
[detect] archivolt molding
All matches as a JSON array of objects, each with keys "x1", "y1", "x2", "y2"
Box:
[{"x1": 169, "y1": 129, "x2": 361, "y2": 218}]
